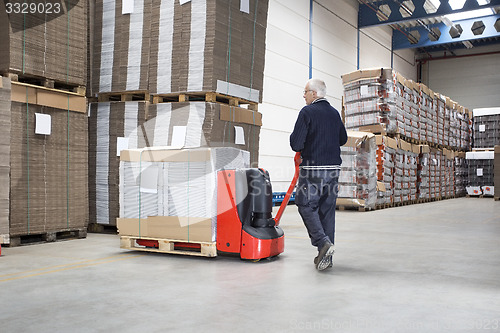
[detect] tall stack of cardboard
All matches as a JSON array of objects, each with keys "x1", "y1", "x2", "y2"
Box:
[
  {"x1": 92, "y1": 0, "x2": 268, "y2": 102},
  {"x1": 0, "y1": 1, "x2": 87, "y2": 86},
  {"x1": 0, "y1": 77, "x2": 10, "y2": 243},
  {"x1": 9, "y1": 85, "x2": 88, "y2": 238},
  {"x1": 88, "y1": 101, "x2": 149, "y2": 225}
]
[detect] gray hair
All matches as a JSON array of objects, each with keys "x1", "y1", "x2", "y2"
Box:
[{"x1": 307, "y1": 78, "x2": 326, "y2": 98}]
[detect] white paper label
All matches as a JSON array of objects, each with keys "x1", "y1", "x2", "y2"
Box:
[
  {"x1": 360, "y1": 85, "x2": 368, "y2": 96},
  {"x1": 180, "y1": 0, "x2": 191, "y2": 4},
  {"x1": 479, "y1": 124, "x2": 486, "y2": 132},
  {"x1": 240, "y1": 0, "x2": 250, "y2": 13},
  {"x1": 35, "y1": 113, "x2": 51, "y2": 135},
  {"x1": 171, "y1": 126, "x2": 187, "y2": 147},
  {"x1": 235, "y1": 126, "x2": 245, "y2": 145},
  {"x1": 117, "y1": 137, "x2": 129, "y2": 156},
  {"x1": 477, "y1": 168, "x2": 483, "y2": 177},
  {"x1": 122, "y1": 0, "x2": 134, "y2": 14}
]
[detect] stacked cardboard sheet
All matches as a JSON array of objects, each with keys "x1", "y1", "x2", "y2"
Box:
[
  {"x1": 9, "y1": 95, "x2": 88, "y2": 237},
  {"x1": 0, "y1": 0, "x2": 87, "y2": 86},
  {"x1": 118, "y1": 147, "x2": 249, "y2": 242},
  {"x1": 92, "y1": 0, "x2": 268, "y2": 103},
  {"x1": 0, "y1": 77, "x2": 11, "y2": 242},
  {"x1": 88, "y1": 101, "x2": 149, "y2": 225}
]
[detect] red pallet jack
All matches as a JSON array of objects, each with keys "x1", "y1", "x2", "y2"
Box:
[
  {"x1": 216, "y1": 152, "x2": 301, "y2": 260},
  {"x1": 135, "y1": 152, "x2": 301, "y2": 260}
]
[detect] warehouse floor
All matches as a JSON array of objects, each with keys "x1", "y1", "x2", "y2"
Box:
[{"x1": 1, "y1": 197, "x2": 499, "y2": 332}]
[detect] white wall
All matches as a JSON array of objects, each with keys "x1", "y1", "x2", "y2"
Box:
[
  {"x1": 260, "y1": 0, "x2": 417, "y2": 191},
  {"x1": 420, "y1": 45, "x2": 500, "y2": 110}
]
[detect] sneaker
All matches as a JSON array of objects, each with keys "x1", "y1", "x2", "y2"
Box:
[
  {"x1": 314, "y1": 255, "x2": 333, "y2": 268},
  {"x1": 316, "y1": 241, "x2": 334, "y2": 271}
]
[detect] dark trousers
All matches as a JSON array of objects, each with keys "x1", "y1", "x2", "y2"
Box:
[{"x1": 295, "y1": 168, "x2": 339, "y2": 250}]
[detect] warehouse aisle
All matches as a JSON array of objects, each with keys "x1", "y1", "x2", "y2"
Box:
[{"x1": 1, "y1": 197, "x2": 499, "y2": 333}]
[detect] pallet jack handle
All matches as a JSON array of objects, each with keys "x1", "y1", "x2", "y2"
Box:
[{"x1": 274, "y1": 152, "x2": 301, "y2": 226}]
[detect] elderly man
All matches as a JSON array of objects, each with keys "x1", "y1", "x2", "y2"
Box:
[{"x1": 290, "y1": 78, "x2": 348, "y2": 271}]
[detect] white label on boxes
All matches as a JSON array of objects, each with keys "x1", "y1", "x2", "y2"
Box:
[
  {"x1": 180, "y1": 0, "x2": 191, "y2": 4},
  {"x1": 240, "y1": 0, "x2": 250, "y2": 13},
  {"x1": 117, "y1": 137, "x2": 129, "y2": 157},
  {"x1": 171, "y1": 126, "x2": 187, "y2": 147},
  {"x1": 360, "y1": 85, "x2": 368, "y2": 96},
  {"x1": 35, "y1": 113, "x2": 51, "y2": 135},
  {"x1": 477, "y1": 168, "x2": 483, "y2": 177},
  {"x1": 122, "y1": 0, "x2": 134, "y2": 14},
  {"x1": 479, "y1": 124, "x2": 486, "y2": 132},
  {"x1": 235, "y1": 126, "x2": 245, "y2": 145}
]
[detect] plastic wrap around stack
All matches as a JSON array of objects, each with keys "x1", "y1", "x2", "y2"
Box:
[
  {"x1": 429, "y1": 149, "x2": 441, "y2": 199},
  {"x1": 375, "y1": 135, "x2": 397, "y2": 206},
  {"x1": 118, "y1": 147, "x2": 250, "y2": 241},
  {"x1": 92, "y1": 0, "x2": 268, "y2": 103},
  {"x1": 338, "y1": 131, "x2": 377, "y2": 209},
  {"x1": 88, "y1": 101, "x2": 149, "y2": 225},
  {"x1": 0, "y1": 0, "x2": 87, "y2": 86},
  {"x1": 9, "y1": 99, "x2": 88, "y2": 238},
  {"x1": 473, "y1": 108, "x2": 500, "y2": 149},
  {"x1": 417, "y1": 145, "x2": 430, "y2": 200},
  {"x1": 406, "y1": 145, "x2": 419, "y2": 201},
  {"x1": 0, "y1": 77, "x2": 11, "y2": 243},
  {"x1": 342, "y1": 69, "x2": 398, "y2": 134},
  {"x1": 466, "y1": 151, "x2": 495, "y2": 196}
]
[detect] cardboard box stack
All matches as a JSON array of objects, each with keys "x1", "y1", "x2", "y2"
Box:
[
  {"x1": 454, "y1": 152, "x2": 468, "y2": 197},
  {"x1": 417, "y1": 145, "x2": 431, "y2": 200},
  {"x1": 472, "y1": 108, "x2": 500, "y2": 148},
  {"x1": 375, "y1": 135, "x2": 397, "y2": 206},
  {"x1": 466, "y1": 151, "x2": 495, "y2": 196},
  {"x1": 0, "y1": 1, "x2": 87, "y2": 86},
  {"x1": 342, "y1": 69, "x2": 398, "y2": 134},
  {"x1": 338, "y1": 131, "x2": 377, "y2": 210},
  {"x1": 0, "y1": 77, "x2": 10, "y2": 243},
  {"x1": 117, "y1": 147, "x2": 249, "y2": 242}
]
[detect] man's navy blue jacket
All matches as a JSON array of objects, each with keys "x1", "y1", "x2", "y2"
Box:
[{"x1": 290, "y1": 99, "x2": 348, "y2": 167}]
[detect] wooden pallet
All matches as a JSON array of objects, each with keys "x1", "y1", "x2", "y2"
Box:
[
  {"x1": 97, "y1": 90, "x2": 150, "y2": 102},
  {"x1": 3, "y1": 72, "x2": 86, "y2": 95},
  {"x1": 337, "y1": 205, "x2": 373, "y2": 212},
  {"x1": 87, "y1": 223, "x2": 118, "y2": 234},
  {"x1": 495, "y1": 197, "x2": 499, "y2": 201},
  {"x1": 152, "y1": 91, "x2": 258, "y2": 110},
  {"x1": 7, "y1": 228, "x2": 87, "y2": 247},
  {"x1": 120, "y1": 236, "x2": 217, "y2": 257}
]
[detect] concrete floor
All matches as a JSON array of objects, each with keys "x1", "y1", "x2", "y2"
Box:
[{"x1": 1, "y1": 197, "x2": 499, "y2": 333}]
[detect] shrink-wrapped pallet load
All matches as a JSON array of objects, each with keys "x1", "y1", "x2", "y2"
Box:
[
  {"x1": 117, "y1": 147, "x2": 249, "y2": 241},
  {"x1": 338, "y1": 131, "x2": 377, "y2": 210}
]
